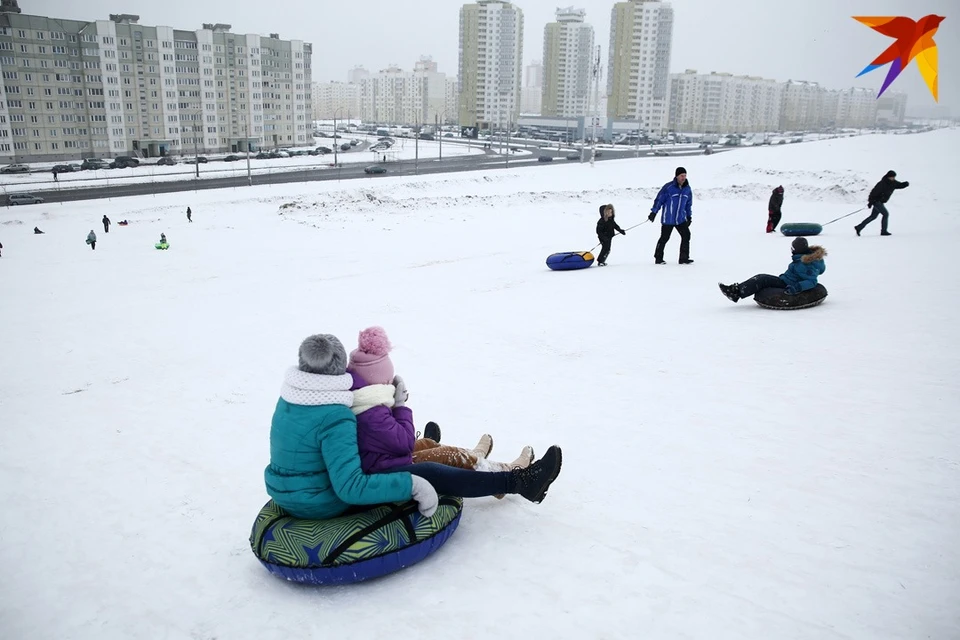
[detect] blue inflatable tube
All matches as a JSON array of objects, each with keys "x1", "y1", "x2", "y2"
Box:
[
  {"x1": 250, "y1": 496, "x2": 463, "y2": 585},
  {"x1": 546, "y1": 251, "x2": 595, "y2": 270},
  {"x1": 780, "y1": 222, "x2": 823, "y2": 237}
]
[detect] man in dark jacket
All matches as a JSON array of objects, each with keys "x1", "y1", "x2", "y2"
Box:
[
  {"x1": 855, "y1": 170, "x2": 908, "y2": 236},
  {"x1": 102, "y1": 215, "x2": 111, "y2": 233},
  {"x1": 595, "y1": 204, "x2": 625, "y2": 266},
  {"x1": 648, "y1": 167, "x2": 694, "y2": 264},
  {"x1": 767, "y1": 185, "x2": 784, "y2": 233}
]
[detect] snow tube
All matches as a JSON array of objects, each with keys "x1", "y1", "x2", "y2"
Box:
[
  {"x1": 546, "y1": 251, "x2": 595, "y2": 271},
  {"x1": 755, "y1": 284, "x2": 828, "y2": 310},
  {"x1": 780, "y1": 222, "x2": 822, "y2": 237},
  {"x1": 249, "y1": 496, "x2": 463, "y2": 585},
  {"x1": 155, "y1": 242, "x2": 169, "y2": 250}
]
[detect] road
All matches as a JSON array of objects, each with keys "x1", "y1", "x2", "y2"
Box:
[{"x1": 2, "y1": 139, "x2": 727, "y2": 206}]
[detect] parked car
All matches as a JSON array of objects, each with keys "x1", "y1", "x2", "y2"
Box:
[
  {"x1": 8, "y1": 193, "x2": 44, "y2": 205},
  {"x1": 652, "y1": 150, "x2": 670, "y2": 157},
  {"x1": 68, "y1": 163, "x2": 82, "y2": 172},
  {"x1": 364, "y1": 165, "x2": 387, "y2": 175},
  {"x1": 223, "y1": 154, "x2": 241, "y2": 162},
  {"x1": 566, "y1": 152, "x2": 581, "y2": 160},
  {"x1": 1, "y1": 163, "x2": 30, "y2": 174},
  {"x1": 52, "y1": 164, "x2": 74, "y2": 173},
  {"x1": 114, "y1": 156, "x2": 140, "y2": 167},
  {"x1": 538, "y1": 155, "x2": 554, "y2": 162},
  {"x1": 81, "y1": 158, "x2": 106, "y2": 170},
  {"x1": 183, "y1": 156, "x2": 209, "y2": 164},
  {"x1": 156, "y1": 156, "x2": 177, "y2": 166},
  {"x1": 340, "y1": 143, "x2": 351, "y2": 151}
]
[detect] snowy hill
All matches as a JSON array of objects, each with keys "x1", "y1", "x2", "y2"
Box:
[{"x1": 1, "y1": 129, "x2": 958, "y2": 640}]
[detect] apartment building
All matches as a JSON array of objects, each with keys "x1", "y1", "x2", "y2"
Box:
[
  {"x1": 414, "y1": 55, "x2": 451, "y2": 124},
  {"x1": 607, "y1": 0, "x2": 673, "y2": 134},
  {"x1": 0, "y1": 2, "x2": 311, "y2": 164},
  {"x1": 875, "y1": 92, "x2": 907, "y2": 126},
  {"x1": 541, "y1": 7, "x2": 595, "y2": 119},
  {"x1": 668, "y1": 70, "x2": 782, "y2": 133},
  {"x1": 458, "y1": 0, "x2": 524, "y2": 129},
  {"x1": 521, "y1": 59, "x2": 542, "y2": 114},
  {"x1": 835, "y1": 87, "x2": 878, "y2": 128},
  {"x1": 359, "y1": 65, "x2": 428, "y2": 125},
  {"x1": 311, "y1": 81, "x2": 360, "y2": 121}
]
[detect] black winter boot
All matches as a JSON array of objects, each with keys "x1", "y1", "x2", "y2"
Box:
[
  {"x1": 854, "y1": 225, "x2": 862, "y2": 236},
  {"x1": 718, "y1": 282, "x2": 740, "y2": 303},
  {"x1": 511, "y1": 445, "x2": 562, "y2": 503},
  {"x1": 423, "y1": 421, "x2": 441, "y2": 443}
]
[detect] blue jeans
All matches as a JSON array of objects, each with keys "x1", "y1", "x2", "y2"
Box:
[
  {"x1": 392, "y1": 462, "x2": 514, "y2": 498},
  {"x1": 739, "y1": 274, "x2": 786, "y2": 298},
  {"x1": 858, "y1": 202, "x2": 889, "y2": 233}
]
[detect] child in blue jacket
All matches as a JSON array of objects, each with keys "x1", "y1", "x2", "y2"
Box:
[{"x1": 718, "y1": 237, "x2": 826, "y2": 303}]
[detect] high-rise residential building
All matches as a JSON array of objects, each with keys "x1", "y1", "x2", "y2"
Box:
[
  {"x1": 0, "y1": 3, "x2": 311, "y2": 163},
  {"x1": 835, "y1": 87, "x2": 877, "y2": 128},
  {"x1": 541, "y1": 7, "x2": 594, "y2": 119},
  {"x1": 458, "y1": 0, "x2": 524, "y2": 130},
  {"x1": 444, "y1": 76, "x2": 458, "y2": 124},
  {"x1": 311, "y1": 81, "x2": 360, "y2": 121},
  {"x1": 607, "y1": 0, "x2": 673, "y2": 134},
  {"x1": 414, "y1": 55, "x2": 449, "y2": 124},
  {"x1": 875, "y1": 92, "x2": 907, "y2": 127},
  {"x1": 347, "y1": 65, "x2": 369, "y2": 85},
  {"x1": 668, "y1": 70, "x2": 782, "y2": 133},
  {"x1": 521, "y1": 59, "x2": 543, "y2": 114},
  {"x1": 779, "y1": 80, "x2": 826, "y2": 131},
  {"x1": 359, "y1": 65, "x2": 427, "y2": 125}
]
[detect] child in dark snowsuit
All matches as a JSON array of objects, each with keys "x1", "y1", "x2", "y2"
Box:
[
  {"x1": 718, "y1": 237, "x2": 827, "y2": 302},
  {"x1": 595, "y1": 204, "x2": 625, "y2": 266},
  {"x1": 766, "y1": 185, "x2": 784, "y2": 233}
]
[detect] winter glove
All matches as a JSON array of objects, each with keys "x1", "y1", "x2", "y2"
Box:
[
  {"x1": 393, "y1": 375, "x2": 409, "y2": 407},
  {"x1": 619, "y1": 229, "x2": 626, "y2": 235},
  {"x1": 902, "y1": 181, "x2": 909, "y2": 188},
  {"x1": 410, "y1": 475, "x2": 438, "y2": 517},
  {"x1": 785, "y1": 284, "x2": 801, "y2": 295},
  {"x1": 867, "y1": 202, "x2": 873, "y2": 209},
  {"x1": 687, "y1": 218, "x2": 693, "y2": 227},
  {"x1": 648, "y1": 212, "x2": 656, "y2": 222}
]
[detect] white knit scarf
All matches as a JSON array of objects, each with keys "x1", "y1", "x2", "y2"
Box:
[
  {"x1": 280, "y1": 366, "x2": 354, "y2": 407},
  {"x1": 350, "y1": 384, "x2": 396, "y2": 415}
]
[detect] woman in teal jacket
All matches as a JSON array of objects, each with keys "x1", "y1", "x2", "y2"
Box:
[
  {"x1": 265, "y1": 333, "x2": 564, "y2": 520},
  {"x1": 718, "y1": 237, "x2": 827, "y2": 302}
]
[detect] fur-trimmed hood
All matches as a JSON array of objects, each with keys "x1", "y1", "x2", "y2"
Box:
[{"x1": 800, "y1": 246, "x2": 827, "y2": 264}]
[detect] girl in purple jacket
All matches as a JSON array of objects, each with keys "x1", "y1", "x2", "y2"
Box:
[{"x1": 347, "y1": 327, "x2": 543, "y2": 493}]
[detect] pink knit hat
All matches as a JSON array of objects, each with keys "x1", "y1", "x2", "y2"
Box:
[{"x1": 347, "y1": 326, "x2": 395, "y2": 385}]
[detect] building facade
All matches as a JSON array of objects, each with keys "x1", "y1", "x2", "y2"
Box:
[
  {"x1": 521, "y1": 59, "x2": 542, "y2": 115},
  {"x1": 414, "y1": 55, "x2": 451, "y2": 124},
  {"x1": 311, "y1": 81, "x2": 360, "y2": 121},
  {"x1": 607, "y1": 0, "x2": 673, "y2": 134},
  {"x1": 541, "y1": 7, "x2": 594, "y2": 119},
  {"x1": 875, "y1": 92, "x2": 907, "y2": 127},
  {"x1": 458, "y1": 0, "x2": 524, "y2": 130},
  {"x1": 359, "y1": 65, "x2": 428, "y2": 125},
  {"x1": 0, "y1": 4, "x2": 311, "y2": 163},
  {"x1": 835, "y1": 87, "x2": 877, "y2": 128},
  {"x1": 668, "y1": 70, "x2": 782, "y2": 133}
]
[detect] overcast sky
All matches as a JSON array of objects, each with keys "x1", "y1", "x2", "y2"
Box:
[{"x1": 28, "y1": 0, "x2": 957, "y2": 110}]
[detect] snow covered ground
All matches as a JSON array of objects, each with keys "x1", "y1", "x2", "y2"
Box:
[{"x1": 1, "y1": 130, "x2": 958, "y2": 640}]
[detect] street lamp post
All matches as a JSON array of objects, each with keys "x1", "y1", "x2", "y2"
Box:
[
  {"x1": 332, "y1": 106, "x2": 345, "y2": 169},
  {"x1": 244, "y1": 118, "x2": 253, "y2": 187}
]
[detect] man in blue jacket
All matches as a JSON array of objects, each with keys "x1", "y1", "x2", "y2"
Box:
[{"x1": 648, "y1": 167, "x2": 694, "y2": 264}]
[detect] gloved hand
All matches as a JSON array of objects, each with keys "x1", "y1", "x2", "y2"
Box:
[
  {"x1": 393, "y1": 375, "x2": 408, "y2": 407},
  {"x1": 867, "y1": 202, "x2": 873, "y2": 209},
  {"x1": 785, "y1": 285, "x2": 800, "y2": 295},
  {"x1": 648, "y1": 212, "x2": 656, "y2": 222},
  {"x1": 687, "y1": 218, "x2": 693, "y2": 226},
  {"x1": 902, "y1": 181, "x2": 909, "y2": 187},
  {"x1": 410, "y1": 476, "x2": 438, "y2": 517},
  {"x1": 619, "y1": 229, "x2": 626, "y2": 235}
]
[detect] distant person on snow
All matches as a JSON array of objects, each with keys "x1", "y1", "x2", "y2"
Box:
[
  {"x1": 186, "y1": 206, "x2": 192, "y2": 223},
  {"x1": 766, "y1": 185, "x2": 784, "y2": 233},
  {"x1": 649, "y1": 167, "x2": 694, "y2": 264},
  {"x1": 34, "y1": 227, "x2": 44, "y2": 234},
  {"x1": 718, "y1": 237, "x2": 827, "y2": 303},
  {"x1": 159, "y1": 233, "x2": 167, "y2": 245},
  {"x1": 0, "y1": 241, "x2": 3, "y2": 257},
  {"x1": 595, "y1": 204, "x2": 625, "y2": 267},
  {"x1": 856, "y1": 170, "x2": 908, "y2": 236},
  {"x1": 102, "y1": 215, "x2": 111, "y2": 233},
  {"x1": 86, "y1": 230, "x2": 97, "y2": 250}
]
